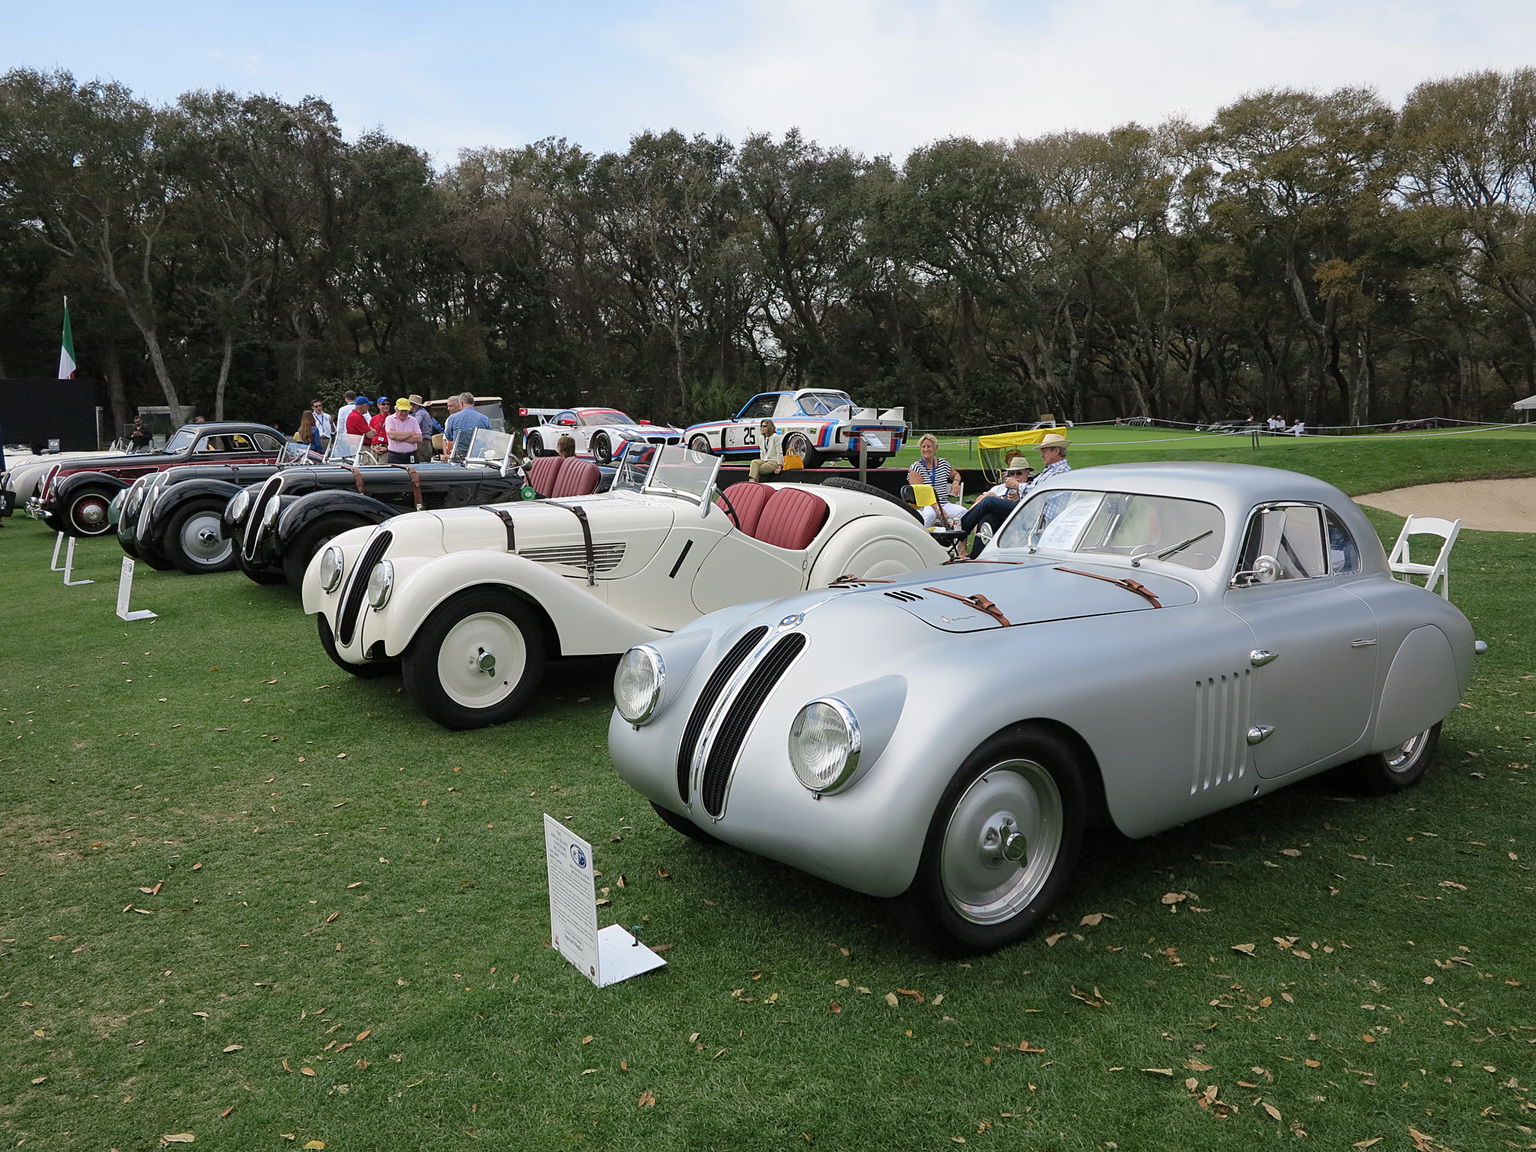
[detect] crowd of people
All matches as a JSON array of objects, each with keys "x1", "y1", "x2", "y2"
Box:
[{"x1": 295, "y1": 391, "x2": 500, "y2": 462}]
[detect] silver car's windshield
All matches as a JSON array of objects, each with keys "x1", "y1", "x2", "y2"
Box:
[
  {"x1": 641, "y1": 444, "x2": 722, "y2": 508},
  {"x1": 456, "y1": 427, "x2": 515, "y2": 468},
  {"x1": 996, "y1": 489, "x2": 1226, "y2": 570},
  {"x1": 164, "y1": 427, "x2": 197, "y2": 453},
  {"x1": 325, "y1": 432, "x2": 363, "y2": 464}
]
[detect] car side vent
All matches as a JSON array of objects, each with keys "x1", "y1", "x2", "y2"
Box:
[
  {"x1": 243, "y1": 474, "x2": 284, "y2": 561},
  {"x1": 883, "y1": 589, "x2": 924, "y2": 602},
  {"x1": 700, "y1": 631, "x2": 808, "y2": 818},
  {"x1": 676, "y1": 626, "x2": 768, "y2": 803},
  {"x1": 521, "y1": 542, "x2": 626, "y2": 573},
  {"x1": 337, "y1": 529, "x2": 394, "y2": 646},
  {"x1": 1192, "y1": 671, "x2": 1250, "y2": 794}
]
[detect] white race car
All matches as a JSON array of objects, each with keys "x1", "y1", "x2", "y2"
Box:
[
  {"x1": 523, "y1": 407, "x2": 682, "y2": 464},
  {"x1": 683, "y1": 390, "x2": 908, "y2": 468},
  {"x1": 303, "y1": 446, "x2": 948, "y2": 730}
]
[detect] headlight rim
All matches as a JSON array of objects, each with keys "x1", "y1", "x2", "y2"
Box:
[
  {"x1": 366, "y1": 559, "x2": 394, "y2": 610},
  {"x1": 260, "y1": 496, "x2": 281, "y2": 530},
  {"x1": 229, "y1": 487, "x2": 252, "y2": 523},
  {"x1": 788, "y1": 696, "x2": 862, "y2": 794},
  {"x1": 319, "y1": 545, "x2": 346, "y2": 593},
  {"x1": 614, "y1": 644, "x2": 666, "y2": 725}
]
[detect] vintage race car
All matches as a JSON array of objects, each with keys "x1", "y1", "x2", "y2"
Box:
[
  {"x1": 607, "y1": 462, "x2": 1479, "y2": 955},
  {"x1": 683, "y1": 390, "x2": 907, "y2": 469},
  {"x1": 22, "y1": 422, "x2": 291, "y2": 536},
  {"x1": 228, "y1": 430, "x2": 537, "y2": 589},
  {"x1": 523, "y1": 407, "x2": 682, "y2": 464},
  {"x1": 303, "y1": 445, "x2": 949, "y2": 729},
  {"x1": 112, "y1": 440, "x2": 327, "y2": 574}
]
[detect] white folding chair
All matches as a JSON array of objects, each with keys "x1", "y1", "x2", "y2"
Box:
[{"x1": 1387, "y1": 515, "x2": 1461, "y2": 599}]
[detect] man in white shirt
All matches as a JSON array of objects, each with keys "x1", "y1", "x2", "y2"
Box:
[
  {"x1": 335, "y1": 391, "x2": 360, "y2": 441},
  {"x1": 310, "y1": 399, "x2": 334, "y2": 451}
]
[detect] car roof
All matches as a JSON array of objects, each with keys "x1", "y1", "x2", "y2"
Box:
[{"x1": 1045, "y1": 461, "x2": 1351, "y2": 507}]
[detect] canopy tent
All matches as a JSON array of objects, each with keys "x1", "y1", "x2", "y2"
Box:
[
  {"x1": 1515, "y1": 395, "x2": 1536, "y2": 418},
  {"x1": 975, "y1": 428, "x2": 1052, "y2": 479}
]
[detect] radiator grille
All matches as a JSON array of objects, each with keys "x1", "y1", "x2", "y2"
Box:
[
  {"x1": 1192, "y1": 671, "x2": 1250, "y2": 794},
  {"x1": 676, "y1": 626, "x2": 768, "y2": 803},
  {"x1": 243, "y1": 474, "x2": 283, "y2": 561},
  {"x1": 700, "y1": 632, "x2": 808, "y2": 817},
  {"x1": 337, "y1": 529, "x2": 393, "y2": 646},
  {"x1": 521, "y1": 541, "x2": 626, "y2": 573}
]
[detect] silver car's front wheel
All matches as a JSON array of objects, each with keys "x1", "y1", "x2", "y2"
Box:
[
  {"x1": 1349, "y1": 722, "x2": 1441, "y2": 795},
  {"x1": 940, "y1": 759, "x2": 1064, "y2": 925},
  {"x1": 402, "y1": 588, "x2": 547, "y2": 730},
  {"x1": 909, "y1": 726, "x2": 1085, "y2": 956}
]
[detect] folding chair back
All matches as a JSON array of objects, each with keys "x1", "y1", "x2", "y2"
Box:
[{"x1": 1387, "y1": 514, "x2": 1461, "y2": 599}]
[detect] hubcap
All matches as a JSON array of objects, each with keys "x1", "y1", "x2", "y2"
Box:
[
  {"x1": 941, "y1": 759, "x2": 1063, "y2": 925},
  {"x1": 1385, "y1": 729, "x2": 1427, "y2": 773},
  {"x1": 181, "y1": 513, "x2": 232, "y2": 565},
  {"x1": 437, "y1": 612, "x2": 527, "y2": 710},
  {"x1": 74, "y1": 498, "x2": 108, "y2": 529}
]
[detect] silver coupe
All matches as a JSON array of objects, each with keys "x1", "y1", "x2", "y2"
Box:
[{"x1": 607, "y1": 462, "x2": 1478, "y2": 955}]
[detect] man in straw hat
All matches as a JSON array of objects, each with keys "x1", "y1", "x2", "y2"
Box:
[
  {"x1": 407, "y1": 394, "x2": 439, "y2": 462},
  {"x1": 964, "y1": 430, "x2": 1071, "y2": 558},
  {"x1": 958, "y1": 455, "x2": 1033, "y2": 554}
]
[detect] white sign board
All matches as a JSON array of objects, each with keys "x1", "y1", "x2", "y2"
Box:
[
  {"x1": 544, "y1": 814, "x2": 666, "y2": 988},
  {"x1": 115, "y1": 558, "x2": 157, "y2": 621}
]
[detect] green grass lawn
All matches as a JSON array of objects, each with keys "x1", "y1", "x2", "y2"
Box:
[{"x1": 2, "y1": 444, "x2": 1534, "y2": 1150}]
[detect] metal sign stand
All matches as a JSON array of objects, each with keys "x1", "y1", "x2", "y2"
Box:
[
  {"x1": 115, "y1": 558, "x2": 156, "y2": 621},
  {"x1": 49, "y1": 532, "x2": 67, "y2": 571},
  {"x1": 61, "y1": 537, "x2": 94, "y2": 586}
]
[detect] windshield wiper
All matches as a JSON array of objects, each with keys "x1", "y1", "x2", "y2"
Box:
[
  {"x1": 1132, "y1": 529, "x2": 1213, "y2": 568},
  {"x1": 1026, "y1": 509, "x2": 1047, "y2": 554}
]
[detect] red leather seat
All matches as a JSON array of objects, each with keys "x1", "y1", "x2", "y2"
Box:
[
  {"x1": 754, "y1": 486, "x2": 829, "y2": 551},
  {"x1": 717, "y1": 482, "x2": 775, "y2": 538},
  {"x1": 550, "y1": 458, "x2": 601, "y2": 498},
  {"x1": 528, "y1": 456, "x2": 564, "y2": 498}
]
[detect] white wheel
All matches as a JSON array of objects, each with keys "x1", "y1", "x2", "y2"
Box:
[
  {"x1": 436, "y1": 611, "x2": 528, "y2": 710},
  {"x1": 401, "y1": 589, "x2": 547, "y2": 730},
  {"x1": 171, "y1": 507, "x2": 235, "y2": 572}
]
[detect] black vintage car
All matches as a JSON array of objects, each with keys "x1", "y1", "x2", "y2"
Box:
[
  {"x1": 23, "y1": 422, "x2": 294, "y2": 536},
  {"x1": 112, "y1": 440, "x2": 337, "y2": 574},
  {"x1": 230, "y1": 429, "x2": 539, "y2": 589}
]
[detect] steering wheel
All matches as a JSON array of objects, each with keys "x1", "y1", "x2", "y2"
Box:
[{"x1": 714, "y1": 486, "x2": 742, "y2": 530}]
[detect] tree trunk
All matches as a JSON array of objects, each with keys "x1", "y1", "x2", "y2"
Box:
[
  {"x1": 1351, "y1": 326, "x2": 1373, "y2": 426},
  {"x1": 215, "y1": 329, "x2": 234, "y2": 421},
  {"x1": 104, "y1": 336, "x2": 129, "y2": 438}
]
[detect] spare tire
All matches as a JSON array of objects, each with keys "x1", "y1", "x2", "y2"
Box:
[{"x1": 820, "y1": 476, "x2": 923, "y2": 523}]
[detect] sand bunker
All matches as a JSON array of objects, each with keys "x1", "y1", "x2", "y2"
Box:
[{"x1": 1355, "y1": 477, "x2": 1536, "y2": 533}]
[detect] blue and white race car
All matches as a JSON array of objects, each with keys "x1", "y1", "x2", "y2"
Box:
[
  {"x1": 523, "y1": 408, "x2": 682, "y2": 464},
  {"x1": 683, "y1": 390, "x2": 908, "y2": 468}
]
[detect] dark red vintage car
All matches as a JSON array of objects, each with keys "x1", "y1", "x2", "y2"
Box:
[{"x1": 27, "y1": 422, "x2": 292, "y2": 536}]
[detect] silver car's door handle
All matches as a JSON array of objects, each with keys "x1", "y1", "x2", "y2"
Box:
[
  {"x1": 1247, "y1": 725, "x2": 1275, "y2": 746},
  {"x1": 1250, "y1": 649, "x2": 1278, "y2": 667},
  {"x1": 1350, "y1": 638, "x2": 1377, "y2": 648}
]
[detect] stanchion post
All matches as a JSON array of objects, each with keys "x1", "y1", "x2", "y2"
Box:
[
  {"x1": 859, "y1": 437, "x2": 867, "y2": 484},
  {"x1": 50, "y1": 532, "x2": 66, "y2": 571}
]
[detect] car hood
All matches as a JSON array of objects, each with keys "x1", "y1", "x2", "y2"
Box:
[{"x1": 414, "y1": 492, "x2": 682, "y2": 577}]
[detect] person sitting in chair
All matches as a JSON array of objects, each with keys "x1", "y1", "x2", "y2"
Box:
[
  {"x1": 556, "y1": 435, "x2": 576, "y2": 458},
  {"x1": 749, "y1": 419, "x2": 784, "y2": 481},
  {"x1": 959, "y1": 456, "x2": 1033, "y2": 556},
  {"x1": 908, "y1": 434, "x2": 964, "y2": 528}
]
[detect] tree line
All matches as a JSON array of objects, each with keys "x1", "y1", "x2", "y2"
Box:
[{"x1": 2, "y1": 66, "x2": 1534, "y2": 436}]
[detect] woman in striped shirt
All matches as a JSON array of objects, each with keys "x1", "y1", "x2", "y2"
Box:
[{"x1": 908, "y1": 434, "x2": 964, "y2": 528}]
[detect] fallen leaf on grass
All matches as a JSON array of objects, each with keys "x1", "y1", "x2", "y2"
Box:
[
  {"x1": 1262, "y1": 1102, "x2": 1282, "y2": 1120},
  {"x1": 1352, "y1": 1140, "x2": 1381, "y2": 1149},
  {"x1": 637, "y1": 1090, "x2": 656, "y2": 1108},
  {"x1": 885, "y1": 992, "x2": 899, "y2": 1007},
  {"x1": 30, "y1": 1076, "x2": 46, "y2": 1085},
  {"x1": 355, "y1": 1030, "x2": 371, "y2": 1041},
  {"x1": 1160, "y1": 892, "x2": 1187, "y2": 905},
  {"x1": 1231, "y1": 943, "x2": 1256, "y2": 956},
  {"x1": 303, "y1": 1142, "x2": 325, "y2": 1150},
  {"x1": 895, "y1": 988, "x2": 925, "y2": 1003},
  {"x1": 829, "y1": 1002, "x2": 842, "y2": 1014},
  {"x1": 1186, "y1": 1059, "x2": 1212, "y2": 1071},
  {"x1": 219, "y1": 1105, "x2": 235, "y2": 1119},
  {"x1": 300, "y1": 1067, "x2": 316, "y2": 1076},
  {"x1": 1280, "y1": 848, "x2": 1301, "y2": 857},
  {"x1": 1016, "y1": 1041, "x2": 1045, "y2": 1053},
  {"x1": 159, "y1": 1136, "x2": 195, "y2": 1145},
  {"x1": 1141, "y1": 1068, "x2": 1174, "y2": 1076},
  {"x1": 1079, "y1": 912, "x2": 1114, "y2": 926},
  {"x1": 1069, "y1": 985, "x2": 1110, "y2": 1007},
  {"x1": 581, "y1": 1035, "x2": 594, "y2": 1045},
  {"x1": 656, "y1": 868, "x2": 671, "y2": 879},
  {"x1": 222, "y1": 1044, "x2": 243, "y2": 1053}
]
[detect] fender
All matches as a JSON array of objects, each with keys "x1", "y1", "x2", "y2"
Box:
[
  {"x1": 222, "y1": 481, "x2": 268, "y2": 536},
  {"x1": 806, "y1": 514, "x2": 948, "y2": 587},
  {"x1": 376, "y1": 551, "x2": 666, "y2": 660},
  {"x1": 44, "y1": 470, "x2": 130, "y2": 534},
  {"x1": 277, "y1": 490, "x2": 398, "y2": 549},
  {"x1": 144, "y1": 478, "x2": 242, "y2": 552}
]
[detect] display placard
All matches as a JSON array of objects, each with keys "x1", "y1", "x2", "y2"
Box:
[{"x1": 544, "y1": 814, "x2": 666, "y2": 988}]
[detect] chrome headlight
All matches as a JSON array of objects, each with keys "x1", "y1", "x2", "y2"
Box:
[
  {"x1": 318, "y1": 546, "x2": 345, "y2": 593},
  {"x1": 788, "y1": 698, "x2": 862, "y2": 793},
  {"x1": 261, "y1": 497, "x2": 281, "y2": 530},
  {"x1": 614, "y1": 645, "x2": 665, "y2": 724},
  {"x1": 229, "y1": 487, "x2": 252, "y2": 523},
  {"x1": 366, "y1": 560, "x2": 394, "y2": 609}
]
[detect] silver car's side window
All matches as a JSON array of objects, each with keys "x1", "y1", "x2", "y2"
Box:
[
  {"x1": 1326, "y1": 511, "x2": 1360, "y2": 574},
  {"x1": 1233, "y1": 504, "x2": 1328, "y2": 586}
]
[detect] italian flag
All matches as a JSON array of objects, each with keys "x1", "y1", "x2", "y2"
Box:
[{"x1": 58, "y1": 297, "x2": 77, "y2": 379}]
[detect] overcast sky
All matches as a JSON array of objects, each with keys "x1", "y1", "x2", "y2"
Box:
[{"x1": 4, "y1": 0, "x2": 1533, "y2": 164}]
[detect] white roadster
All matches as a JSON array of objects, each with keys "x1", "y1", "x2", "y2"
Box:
[
  {"x1": 303, "y1": 446, "x2": 949, "y2": 729},
  {"x1": 607, "y1": 462, "x2": 1480, "y2": 955}
]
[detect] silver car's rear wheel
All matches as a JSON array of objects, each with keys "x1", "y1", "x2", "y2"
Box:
[
  {"x1": 1349, "y1": 722, "x2": 1441, "y2": 794},
  {"x1": 941, "y1": 759, "x2": 1064, "y2": 925},
  {"x1": 402, "y1": 588, "x2": 547, "y2": 730},
  {"x1": 908, "y1": 726, "x2": 1085, "y2": 956}
]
